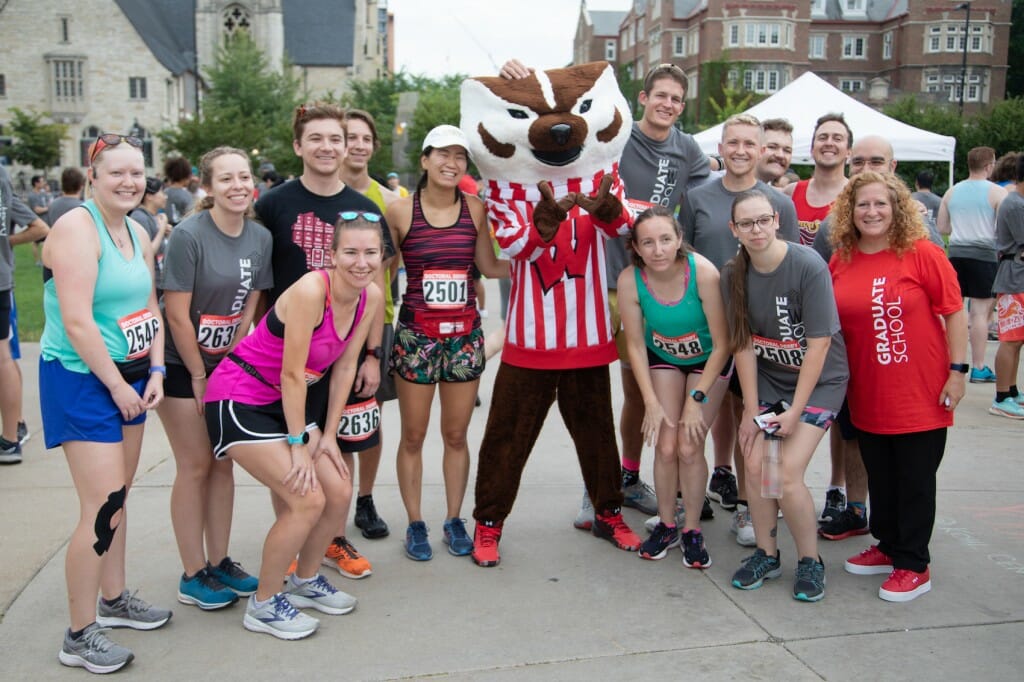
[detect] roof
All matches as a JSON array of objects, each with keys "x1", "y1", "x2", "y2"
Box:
[
  {"x1": 818, "y1": 0, "x2": 908, "y2": 22},
  {"x1": 115, "y1": 0, "x2": 197, "y2": 75},
  {"x1": 282, "y1": 0, "x2": 355, "y2": 66},
  {"x1": 673, "y1": 0, "x2": 706, "y2": 20},
  {"x1": 589, "y1": 10, "x2": 626, "y2": 36}
]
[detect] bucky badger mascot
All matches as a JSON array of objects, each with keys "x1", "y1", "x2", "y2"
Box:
[{"x1": 461, "y1": 61, "x2": 641, "y2": 566}]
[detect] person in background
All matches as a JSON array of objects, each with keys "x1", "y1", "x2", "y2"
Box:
[
  {"x1": 912, "y1": 170, "x2": 943, "y2": 230},
  {"x1": 47, "y1": 168, "x2": 86, "y2": 226},
  {"x1": 988, "y1": 154, "x2": 1024, "y2": 419},
  {"x1": 990, "y1": 152, "x2": 1019, "y2": 191},
  {"x1": 130, "y1": 177, "x2": 171, "y2": 287},
  {"x1": 163, "y1": 156, "x2": 194, "y2": 225},
  {"x1": 755, "y1": 118, "x2": 794, "y2": 187},
  {"x1": 42, "y1": 133, "x2": 171, "y2": 672},
  {"x1": 27, "y1": 174, "x2": 53, "y2": 265},
  {"x1": 830, "y1": 171, "x2": 966, "y2": 602},
  {"x1": 386, "y1": 171, "x2": 409, "y2": 198}
]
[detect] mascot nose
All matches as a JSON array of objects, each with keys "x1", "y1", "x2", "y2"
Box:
[{"x1": 549, "y1": 123, "x2": 572, "y2": 146}]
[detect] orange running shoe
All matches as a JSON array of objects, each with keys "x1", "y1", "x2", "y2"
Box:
[{"x1": 322, "y1": 536, "x2": 372, "y2": 579}]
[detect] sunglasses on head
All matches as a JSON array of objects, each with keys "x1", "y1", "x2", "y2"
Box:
[
  {"x1": 90, "y1": 133, "x2": 143, "y2": 164},
  {"x1": 337, "y1": 211, "x2": 382, "y2": 223}
]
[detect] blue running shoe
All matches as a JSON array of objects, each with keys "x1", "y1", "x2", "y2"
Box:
[
  {"x1": 405, "y1": 521, "x2": 432, "y2": 561},
  {"x1": 208, "y1": 557, "x2": 259, "y2": 596},
  {"x1": 178, "y1": 568, "x2": 239, "y2": 610},
  {"x1": 243, "y1": 593, "x2": 318, "y2": 640},
  {"x1": 732, "y1": 549, "x2": 782, "y2": 590},
  {"x1": 970, "y1": 366, "x2": 996, "y2": 383},
  {"x1": 793, "y1": 556, "x2": 826, "y2": 602},
  {"x1": 443, "y1": 518, "x2": 473, "y2": 556},
  {"x1": 990, "y1": 397, "x2": 1024, "y2": 419}
]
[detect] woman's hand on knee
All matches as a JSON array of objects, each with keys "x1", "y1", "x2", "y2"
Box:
[
  {"x1": 314, "y1": 435, "x2": 350, "y2": 481},
  {"x1": 283, "y1": 444, "x2": 318, "y2": 496}
]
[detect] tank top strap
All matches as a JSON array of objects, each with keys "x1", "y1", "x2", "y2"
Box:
[
  {"x1": 411, "y1": 190, "x2": 426, "y2": 228},
  {"x1": 457, "y1": 191, "x2": 471, "y2": 224}
]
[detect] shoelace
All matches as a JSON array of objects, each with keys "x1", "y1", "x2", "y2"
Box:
[
  {"x1": 118, "y1": 590, "x2": 153, "y2": 619},
  {"x1": 744, "y1": 552, "x2": 777, "y2": 577},
  {"x1": 796, "y1": 560, "x2": 823, "y2": 583},
  {"x1": 409, "y1": 525, "x2": 429, "y2": 545},
  {"x1": 271, "y1": 594, "x2": 301, "y2": 618},
  {"x1": 477, "y1": 526, "x2": 499, "y2": 547},
  {"x1": 198, "y1": 569, "x2": 229, "y2": 591},
  {"x1": 217, "y1": 558, "x2": 248, "y2": 579},
  {"x1": 448, "y1": 519, "x2": 469, "y2": 539},
  {"x1": 308, "y1": 575, "x2": 337, "y2": 595},
  {"x1": 335, "y1": 538, "x2": 361, "y2": 560},
  {"x1": 80, "y1": 627, "x2": 116, "y2": 653},
  {"x1": 601, "y1": 514, "x2": 631, "y2": 534}
]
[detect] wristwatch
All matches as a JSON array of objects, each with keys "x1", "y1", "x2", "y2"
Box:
[
  {"x1": 949, "y1": 363, "x2": 969, "y2": 374},
  {"x1": 366, "y1": 346, "x2": 383, "y2": 359},
  {"x1": 286, "y1": 432, "x2": 310, "y2": 446},
  {"x1": 689, "y1": 389, "x2": 708, "y2": 404}
]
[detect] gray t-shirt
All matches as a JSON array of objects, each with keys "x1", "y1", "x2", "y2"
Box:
[
  {"x1": 683, "y1": 179, "x2": 800, "y2": 270},
  {"x1": 28, "y1": 190, "x2": 52, "y2": 224},
  {"x1": 812, "y1": 212, "x2": 945, "y2": 263},
  {"x1": 607, "y1": 122, "x2": 711, "y2": 287},
  {"x1": 47, "y1": 195, "x2": 83, "y2": 226},
  {"x1": 720, "y1": 243, "x2": 849, "y2": 411},
  {"x1": 160, "y1": 210, "x2": 274, "y2": 370},
  {"x1": 912, "y1": 190, "x2": 941, "y2": 228},
  {"x1": 164, "y1": 186, "x2": 194, "y2": 225},
  {"x1": 0, "y1": 166, "x2": 40, "y2": 291},
  {"x1": 994, "y1": 191, "x2": 1024, "y2": 295}
]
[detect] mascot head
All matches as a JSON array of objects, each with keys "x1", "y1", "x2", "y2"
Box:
[{"x1": 460, "y1": 61, "x2": 631, "y2": 186}]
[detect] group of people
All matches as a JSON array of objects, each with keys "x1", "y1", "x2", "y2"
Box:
[{"x1": 3, "y1": 61, "x2": 1019, "y2": 676}]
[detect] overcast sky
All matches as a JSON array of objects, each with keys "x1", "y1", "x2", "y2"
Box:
[{"x1": 388, "y1": 0, "x2": 630, "y2": 79}]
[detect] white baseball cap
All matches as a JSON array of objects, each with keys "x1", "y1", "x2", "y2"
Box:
[{"x1": 422, "y1": 124, "x2": 469, "y2": 152}]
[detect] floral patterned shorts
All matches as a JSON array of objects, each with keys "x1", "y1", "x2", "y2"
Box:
[{"x1": 389, "y1": 322, "x2": 485, "y2": 384}]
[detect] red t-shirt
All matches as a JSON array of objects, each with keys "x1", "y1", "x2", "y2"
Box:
[
  {"x1": 792, "y1": 179, "x2": 833, "y2": 247},
  {"x1": 829, "y1": 240, "x2": 963, "y2": 434}
]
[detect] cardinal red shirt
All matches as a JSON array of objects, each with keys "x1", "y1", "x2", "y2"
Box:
[{"x1": 829, "y1": 239, "x2": 963, "y2": 434}]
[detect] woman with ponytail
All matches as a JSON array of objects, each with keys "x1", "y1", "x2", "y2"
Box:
[
  {"x1": 721, "y1": 190, "x2": 849, "y2": 603},
  {"x1": 157, "y1": 147, "x2": 273, "y2": 610}
]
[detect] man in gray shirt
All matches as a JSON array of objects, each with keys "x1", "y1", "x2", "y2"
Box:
[
  {"x1": 912, "y1": 170, "x2": 942, "y2": 231},
  {"x1": 46, "y1": 168, "x2": 85, "y2": 227},
  {"x1": 989, "y1": 154, "x2": 1024, "y2": 419}
]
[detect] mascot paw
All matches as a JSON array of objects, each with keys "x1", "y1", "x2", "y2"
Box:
[
  {"x1": 574, "y1": 174, "x2": 622, "y2": 225},
  {"x1": 534, "y1": 181, "x2": 577, "y2": 241}
]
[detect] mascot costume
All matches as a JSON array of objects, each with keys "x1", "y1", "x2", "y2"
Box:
[{"x1": 460, "y1": 61, "x2": 641, "y2": 567}]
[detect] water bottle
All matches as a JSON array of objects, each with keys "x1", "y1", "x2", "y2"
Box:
[{"x1": 761, "y1": 433, "x2": 783, "y2": 499}]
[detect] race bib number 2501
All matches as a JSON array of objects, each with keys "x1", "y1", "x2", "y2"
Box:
[{"x1": 423, "y1": 270, "x2": 468, "y2": 310}]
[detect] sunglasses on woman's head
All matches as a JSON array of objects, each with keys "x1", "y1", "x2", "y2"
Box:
[
  {"x1": 337, "y1": 211, "x2": 382, "y2": 223},
  {"x1": 89, "y1": 134, "x2": 143, "y2": 164}
]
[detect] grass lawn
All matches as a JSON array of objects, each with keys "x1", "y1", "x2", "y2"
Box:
[{"x1": 12, "y1": 241, "x2": 45, "y2": 342}]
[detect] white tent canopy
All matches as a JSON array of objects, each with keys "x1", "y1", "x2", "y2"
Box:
[{"x1": 693, "y1": 72, "x2": 956, "y2": 183}]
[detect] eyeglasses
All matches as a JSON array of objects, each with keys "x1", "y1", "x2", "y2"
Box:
[
  {"x1": 89, "y1": 133, "x2": 143, "y2": 164},
  {"x1": 733, "y1": 214, "x2": 777, "y2": 232},
  {"x1": 337, "y1": 211, "x2": 382, "y2": 223}
]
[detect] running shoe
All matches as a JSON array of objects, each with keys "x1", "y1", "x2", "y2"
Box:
[
  {"x1": 681, "y1": 529, "x2": 712, "y2": 569},
  {"x1": 323, "y1": 536, "x2": 373, "y2": 578},
  {"x1": 793, "y1": 556, "x2": 826, "y2": 602},
  {"x1": 592, "y1": 510, "x2": 641, "y2": 551},
  {"x1": 58, "y1": 624, "x2": 134, "y2": 674},
  {"x1": 243, "y1": 593, "x2": 319, "y2": 640},
  {"x1": 573, "y1": 490, "x2": 594, "y2": 531},
  {"x1": 284, "y1": 573, "x2": 357, "y2": 615},
  {"x1": 405, "y1": 521, "x2": 432, "y2": 561},
  {"x1": 707, "y1": 466, "x2": 739, "y2": 510},
  {"x1": 0, "y1": 436, "x2": 21, "y2": 465},
  {"x1": 819, "y1": 488, "x2": 846, "y2": 523},
  {"x1": 471, "y1": 521, "x2": 503, "y2": 567},
  {"x1": 701, "y1": 495, "x2": 715, "y2": 520},
  {"x1": 844, "y1": 545, "x2": 894, "y2": 575},
  {"x1": 17, "y1": 420, "x2": 29, "y2": 445},
  {"x1": 970, "y1": 366, "x2": 997, "y2": 383},
  {"x1": 638, "y1": 521, "x2": 677, "y2": 560},
  {"x1": 732, "y1": 549, "x2": 782, "y2": 590},
  {"x1": 354, "y1": 494, "x2": 389, "y2": 539},
  {"x1": 989, "y1": 397, "x2": 1024, "y2": 419},
  {"x1": 95, "y1": 590, "x2": 172, "y2": 630},
  {"x1": 208, "y1": 556, "x2": 259, "y2": 595},
  {"x1": 879, "y1": 567, "x2": 931, "y2": 602},
  {"x1": 443, "y1": 517, "x2": 474, "y2": 556},
  {"x1": 177, "y1": 568, "x2": 239, "y2": 610},
  {"x1": 818, "y1": 508, "x2": 869, "y2": 541},
  {"x1": 731, "y1": 506, "x2": 756, "y2": 547},
  {"x1": 622, "y1": 478, "x2": 659, "y2": 515}
]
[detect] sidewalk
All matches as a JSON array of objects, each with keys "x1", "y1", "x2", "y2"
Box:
[{"x1": 1, "y1": 290, "x2": 1022, "y2": 680}]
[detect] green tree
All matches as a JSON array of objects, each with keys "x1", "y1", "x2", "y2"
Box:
[
  {"x1": 158, "y1": 33, "x2": 301, "y2": 176},
  {"x1": 404, "y1": 77, "x2": 465, "y2": 172},
  {"x1": 3, "y1": 107, "x2": 67, "y2": 175}
]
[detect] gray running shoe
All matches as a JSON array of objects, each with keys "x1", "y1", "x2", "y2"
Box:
[
  {"x1": 283, "y1": 574, "x2": 357, "y2": 615},
  {"x1": 0, "y1": 436, "x2": 21, "y2": 465},
  {"x1": 243, "y1": 593, "x2": 319, "y2": 640},
  {"x1": 573, "y1": 490, "x2": 594, "y2": 530},
  {"x1": 793, "y1": 556, "x2": 826, "y2": 602},
  {"x1": 17, "y1": 420, "x2": 30, "y2": 445},
  {"x1": 732, "y1": 549, "x2": 783, "y2": 590},
  {"x1": 622, "y1": 479, "x2": 659, "y2": 515},
  {"x1": 96, "y1": 590, "x2": 172, "y2": 630},
  {"x1": 58, "y1": 623, "x2": 134, "y2": 674}
]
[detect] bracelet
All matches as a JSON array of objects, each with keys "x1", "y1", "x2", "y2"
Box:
[
  {"x1": 149, "y1": 365, "x2": 167, "y2": 377},
  {"x1": 191, "y1": 373, "x2": 207, "y2": 380}
]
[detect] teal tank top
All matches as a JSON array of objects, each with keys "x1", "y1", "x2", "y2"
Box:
[
  {"x1": 41, "y1": 200, "x2": 156, "y2": 373},
  {"x1": 637, "y1": 252, "x2": 713, "y2": 366}
]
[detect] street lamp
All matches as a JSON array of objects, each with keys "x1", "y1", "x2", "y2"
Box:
[{"x1": 955, "y1": 1, "x2": 971, "y2": 116}]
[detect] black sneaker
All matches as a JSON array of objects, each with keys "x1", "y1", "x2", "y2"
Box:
[
  {"x1": 17, "y1": 420, "x2": 29, "y2": 445},
  {"x1": 638, "y1": 521, "x2": 677, "y2": 560},
  {"x1": 793, "y1": 556, "x2": 826, "y2": 602},
  {"x1": 707, "y1": 467, "x2": 738, "y2": 510},
  {"x1": 701, "y1": 495, "x2": 715, "y2": 521},
  {"x1": 732, "y1": 549, "x2": 782, "y2": 590},
  {"x1": 818, "y1": 508, "x2": 869, "y2": 541},
  {"x1": 0, "y1": 436, "x2": 22, "y2": 465},
  {"x1": 354, "y1": 494, "x2": 389, "y2": 539},
  {"x1": 681, "y1": 529, "x2": 711, "y2": 569},
  {"x1": 819, "y1": 488, "x2": 846, "y2": 523}
]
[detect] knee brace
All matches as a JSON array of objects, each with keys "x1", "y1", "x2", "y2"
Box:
[{"x1": 92, "y1": 486, "x2": 127, "y2": 556}]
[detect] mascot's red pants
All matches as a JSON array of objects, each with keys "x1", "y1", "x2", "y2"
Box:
[{"x1": 472, "y1": 362, "x2": 624, "y2": 523}]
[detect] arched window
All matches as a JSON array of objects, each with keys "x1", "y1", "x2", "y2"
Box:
[{"x1": 222, "y1": 4, "x2": 252, "y2": 39}]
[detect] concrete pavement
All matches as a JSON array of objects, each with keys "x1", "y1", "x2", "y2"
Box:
[{"x1": 2, "y1": 284, "x2": 1023, "y2": 680}]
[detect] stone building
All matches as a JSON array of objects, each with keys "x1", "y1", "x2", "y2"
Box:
[{"x1": 0, "y1": 0, "x2": 388, "y2": 174}]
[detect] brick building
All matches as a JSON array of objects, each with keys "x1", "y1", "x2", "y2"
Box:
[
  {"x1": 575, "y1": 0, "x2": 1011, "y2": 115},
  {"x1": 0, "y1": 0, "x2": 389, "y2": 174}
]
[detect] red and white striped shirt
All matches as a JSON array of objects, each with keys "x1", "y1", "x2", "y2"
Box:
[{"x1": 486, "y1": 165, "x2": 631, "y2": 370}]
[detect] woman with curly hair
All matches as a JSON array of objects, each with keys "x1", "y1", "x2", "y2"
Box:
[
  {"x1": 384, "y1": 125, "x2": 507, "y2": 561},
  {"x1": 829, "y1": 171, "x2": 967, "y2": 602}
]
